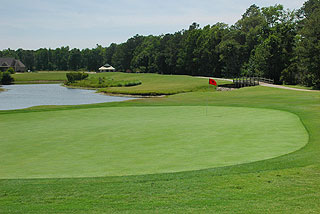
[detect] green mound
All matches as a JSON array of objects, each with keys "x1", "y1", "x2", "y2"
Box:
[{"x1": 0, "y1": 106, "x2": 308, "y2": 179}]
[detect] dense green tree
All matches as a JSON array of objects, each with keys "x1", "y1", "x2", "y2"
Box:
[
  {"x1": 131, "y1": 36, "x2": 160, "y2": 73},
  {"x1": 105, "y1": 43, "x2": 117, "y2": 66},
  {"x1": 111, "y1": 43, "x2": 127, "y2": 71},
  {"x1": 112, "y1": 35, "x2": 144, "y2": 71},
  {"x1": 22, "y1": 50, "x2": 35, "y2": 71},
  {"x1": 34, "y1": 48, "x2": 49, "y2": 70},
  {"x1": 0, "y1": 49, "x2": 18, "y2": 59},
  {"x1": 156, "y1": 32, "x2": 183, "y2": 75},
  {"x1": 68, "y1": 48, "x2": 82, "y2": 71},
  {"x1": 296, "y1": 0, "x2": 320, "y2": 88},
  {"x1": 195, "y1": 23, "x2": 228, "y2": 77},
  {"x1": 235, "y1": 4, "x2": 266, "y2": 56},
  {"x1": 176, "y1": 23, "x2": 202, "y2": 75},
  {"x1": 242, "y1": 5, "x2": 297, "y2": 83},
  {"x1": 218, "y1": 38, "x2": 244, "y2": 77},
  {"x1": 84, "y1": 45, "x2": 104, "y2": 71},
  {"x1": 251, "y1": 34, "x2": 283, "y2": 80},
  {"x1": 52, "y1": 46, "x2": 69, "y2": 70}
]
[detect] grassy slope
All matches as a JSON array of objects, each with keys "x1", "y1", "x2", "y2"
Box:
[
  {"x1": 12, "y1": 71, "x2": 68, "y2": 84},
  {"x1": 0, "y1": 106, "x2": 307, "y2": 179},
  {"x1": 12, "y1": 71, "x2": 230, "y2": 95},
  {"x1": 0, "y1": 86, "x2": 320, "y2": 213},
  {"x1": 95, "y1": 73, "x2": 228, "y2": 95},
  {"x1": 282, "y1": 84, "x2": 314, "y2": 90}
]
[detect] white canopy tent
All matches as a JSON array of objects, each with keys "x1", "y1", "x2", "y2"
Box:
[{"x1": 98, "y1": 65, "x2": 116, "y2": 72}]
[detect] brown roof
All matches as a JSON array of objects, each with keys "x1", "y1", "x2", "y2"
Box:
[
  {"x1": 15, "y1": 59, "x2": 25, "y2": 67},
  {"x1": 0, "y1": 58, "x2": 26, "y2": 68}
]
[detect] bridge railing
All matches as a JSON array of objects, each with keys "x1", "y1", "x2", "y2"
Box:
[
  {"x1": 232, "y1": 77, "x2": 274, "y2": 88},
  {"x1": 258, "y1": 77, "x2": 274, "y2": 84}
]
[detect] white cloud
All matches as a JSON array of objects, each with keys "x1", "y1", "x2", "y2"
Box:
[{"x1": 0, "y1": 0, "x2": 306, "y2": 50}]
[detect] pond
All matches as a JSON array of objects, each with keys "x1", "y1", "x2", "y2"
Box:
[{"x1": 0, "y1": 84, "x2": 136, "y2": 110}]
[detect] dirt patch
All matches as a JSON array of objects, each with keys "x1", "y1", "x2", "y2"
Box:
[
  {"x1": 216, "y1": 87, "x2": 237, "y2": 91},
  {"x1": 99, "y1": 91, "x2": 166, "y2": 98},
  {"x1": 260, "y1": 83, "x2": 319, "y2": 92}
]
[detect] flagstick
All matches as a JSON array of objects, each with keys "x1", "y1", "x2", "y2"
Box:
[
  {"x1": 206, "y1": 79, "x2": 209, "y2": 116},
  {"x1": 206, "y1": 78, "x2": 217, "y2": 116}
]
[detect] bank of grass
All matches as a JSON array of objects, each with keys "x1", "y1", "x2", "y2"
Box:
[
  {"x1": 282, "y1": 84, "x2": 314, "y2": 90},
  {"x1": 96, "y1": 72, "x2": 229, "y2": 95},
  {"x1": 0, "y1": 86, "x2": 320, "y2": 213},
  {"x1": 67, "y1": 76, "x2": 142, "y2": 88},
  {"x1": 12, "y1": 71, "x2": 68, "y2": 84},
  {"x1": 12, "y1": 71, "x2": 230, "y2": 95}
]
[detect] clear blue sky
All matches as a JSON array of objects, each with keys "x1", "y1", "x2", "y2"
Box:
[{"x1": 0, "y1": 0, "x2": 306, "y2": 50}]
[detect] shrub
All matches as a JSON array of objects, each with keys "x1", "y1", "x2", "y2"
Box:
[
  {"x1": 0, "y1": 71, "x2": 14, "y2": 85},
  {"x1": 66, "y1": 72, "x2": 89, "y2": 83},
  {"x1": 6, "y1": 67, "x2": 15, "y2": 74}
]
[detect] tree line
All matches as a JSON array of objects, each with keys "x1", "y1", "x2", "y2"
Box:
[{"x1": 1, "y1": 0, "x2": 319, "y2": 88}]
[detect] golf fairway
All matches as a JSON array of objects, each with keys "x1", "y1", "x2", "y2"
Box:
[{"x1": 0, "y1": 106, "x2": 308, "y2": 179}]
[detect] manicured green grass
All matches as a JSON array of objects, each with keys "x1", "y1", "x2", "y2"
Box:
[
  {"x1": 0, "y1": 106, "x2": 307, "y2": 179},
  {"x1": 96, "y1": 73, "x2": 228, "y2": 95},
  {"x1": 12, "y1": 71, "x2": 229, "y2": 95},
  {"x1": 0, "y1": 84, "x2": 320, "y2": 213},
  {"x1": 12, "y1": 71, "x2": 68, "y2": 83}
]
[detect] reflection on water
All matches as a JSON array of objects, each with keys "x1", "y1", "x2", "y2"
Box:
[{"x1": 0, "y1": 84, "x2": 136, "y2": 110}]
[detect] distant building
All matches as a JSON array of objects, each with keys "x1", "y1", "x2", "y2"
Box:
[
  {"x1": 0, "y1": 58, "x2": 26, "y2": 72},
  {"x1": 98, "y1": 63, "x2": 116, "y2": 72}
]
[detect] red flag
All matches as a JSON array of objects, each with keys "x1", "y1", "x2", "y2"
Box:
[{"x1": 209, "y1": 78, "x2": 217, "y2": 86}]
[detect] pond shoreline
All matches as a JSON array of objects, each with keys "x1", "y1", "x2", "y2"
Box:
[
  {"x1": 64, "y1": 84, "x2": 166, "y2": 98},
  {"x1": 0, "y1": 84, "x2": 136, "y2": 110},
  {"x1": 14, "y1": 80, "x2": 64, "y2": 84},
  {"x1": 99, "y1": 91, "x2": 166, "y2": 98}
]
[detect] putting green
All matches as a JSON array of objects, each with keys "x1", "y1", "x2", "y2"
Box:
[{"x1": 0, "y1": 106, "x2": 308, "y2": 179}]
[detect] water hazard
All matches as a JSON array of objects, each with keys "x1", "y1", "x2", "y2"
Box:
[{"x1": 0, "y1": 84, "x2": 136, "y2": 110}]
